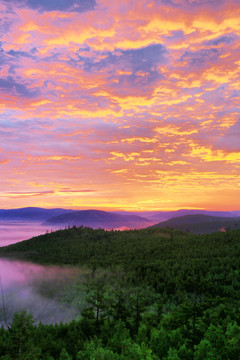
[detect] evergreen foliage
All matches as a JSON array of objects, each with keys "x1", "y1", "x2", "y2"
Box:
[{"x1": 0, "y1": 227, "x2": 240, "y2": 359}]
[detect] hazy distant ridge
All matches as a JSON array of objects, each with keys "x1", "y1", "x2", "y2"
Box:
[
  {"x1": 0, "y1": 207, "x2": 73, "y2": 221},
  {"x1": 43, "y1": 209, "x2": 151, "y2": 229},
  {"x1": 136, "y1": 209, "x2": 240, "y2": 223},
  {"x1": 0, "y1": 207, "x2": 239, "y2": 230},
  {"x1": 150, "y1": 214, "x2": 240, "y2": 234}
]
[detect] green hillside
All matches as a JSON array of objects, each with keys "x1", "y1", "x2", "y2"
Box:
[
  {"x1": 0, "y1": 227, "x2": 186, "y2": 267},
  {"x1": 0, "y1": 227, "x2": 240, "y2": 359}
]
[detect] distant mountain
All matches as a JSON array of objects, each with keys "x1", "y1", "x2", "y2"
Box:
[
  {"x1": 43, "y1": 209, "x2": 151, "y2": 229},
  {"x1": 112, "y1": 209, "x2": 240, "y2": 223},
  {"x1": 0, "y1": 207, "x2": 73, "y2": 221},
  {"x1": 232, "y1": 211, "x2": 240, "y2": 216},
  {"x1": 1, "y1": 207, "x2": 239, "y2": 229},
  {"x1": 150, "y1": 214, "x2": 240, "y2": 234}
]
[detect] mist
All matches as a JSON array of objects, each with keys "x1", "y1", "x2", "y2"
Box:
[
  {"x1": 0, "y1": 221, "x2": 61, "y2": 247},
  {"x1": 0, "y1": 258, "x2": 82, "y2": 327}
]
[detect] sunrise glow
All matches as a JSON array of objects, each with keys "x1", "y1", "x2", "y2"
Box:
[{"x1": 0, "y1": 0, "x2": 239, "y2": 211}]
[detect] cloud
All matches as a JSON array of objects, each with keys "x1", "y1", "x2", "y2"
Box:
[
  {"x1": 205, "y1": 33, "x2": 239, "y2": 46},
  {"x1": 7, "y1": 49, "x2": 37, "y2": 58},
  {"x1": 79, "y1": 44, "x2": 166, "y2": 73},
  {"x1": 3, "y1": 191, "x2": 55, "y2": 198},
  {"x1": 214, "y1": 119, "x2": 240, "y2": 152},
  {"x1": 82, "y1": 44, "x2": 166, "y2": 95},
  {"x1": 0, "y1": 159, "x2": 9, "y2": 164},
  {"x1": 0, "y1": 77, "x2": 40, "y2": 98},
  {"x1": 120, "y1": 44, "x2": 166, "y2": 73},
  {"x1": 163, "y1": 30, "x2": 186, "y2": 41},
  {"x1": 4, "y1": 0, "x2": 96, "y2": 13},
  {"x1": 59, "y1": 188, "x2": 97, "y2": 192},
  {"x1": 160, "y1": 0, "x2": 226, "y2": 8},
  {"x1": 181, "y1": 48, "x2": 220, "y2": 66}
]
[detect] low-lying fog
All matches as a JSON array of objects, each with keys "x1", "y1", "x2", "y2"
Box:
[
  {"x1": 0, "y1": 220, "x2": 61, "y2": 247},
  {"x1": 0, "y1": 258, "x2": 83, "y2": 327},
  {"x1": 0, "y1": 222, "x2": 83, "y2": 327}
]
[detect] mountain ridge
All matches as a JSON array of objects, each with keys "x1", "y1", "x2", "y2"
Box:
[
  {"x1": 0, "y1": 207, "x2": 73, "y2": 221},
  {"x1": 150, "y1": 214, "x2": 240, "y2": 234},
  {"x1": 43, "y1": 209, "x2": 151, "y2": 229},
  {"x1": 0, "y1": 207, "x2": 239, "y2": 230}
]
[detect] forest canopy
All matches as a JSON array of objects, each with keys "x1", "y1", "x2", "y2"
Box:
[{"x1": 0, "y1": 227, "x2": 240, "y2": 359}]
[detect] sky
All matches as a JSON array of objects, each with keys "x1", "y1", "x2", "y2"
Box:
[{"x1": 0, "y1": 0, "x2": 239, "y2": 211}]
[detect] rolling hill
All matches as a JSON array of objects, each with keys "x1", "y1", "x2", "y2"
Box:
[
  {"x1": 1, "y1": 207, "x2": 239, "y2": 226},
  {"x1": 113, "y1": 209, "x2": 240, "y2": 223},
  {"x1": 150, "y1": 214, "x2": 240, "y2": 234},
  {"x1": 43, "y1": 209, "x2": 151, "y2": 229}
]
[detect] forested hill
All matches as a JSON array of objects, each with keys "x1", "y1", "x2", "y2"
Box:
[
  {"x1": 0, "y1": 226, "x2": 239, "y2": 272},
  {"x1": 1, "y1": 227, "x2": 240, "y2": 359},
  {"x1": 150, "y1": 214, "x2": 240, "y2": 234},
  {"x1": 0, "y1": 227, "x2": 184, "y2": 266}
]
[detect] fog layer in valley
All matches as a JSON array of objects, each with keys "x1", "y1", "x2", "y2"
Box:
[
  {"x1": 0, "y1": 221, "x2": 61, "y2": 247},
  {"x1": 0, "y1": 258, "x2": 81, "y2": 327}
]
